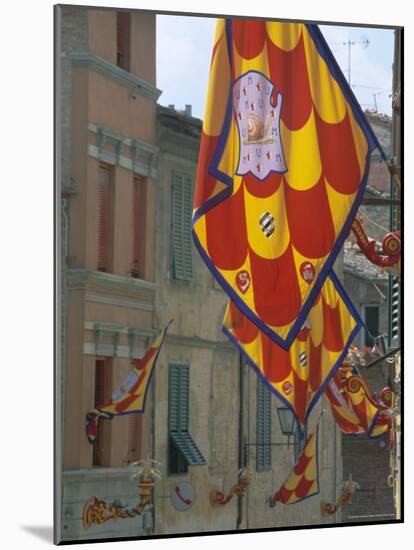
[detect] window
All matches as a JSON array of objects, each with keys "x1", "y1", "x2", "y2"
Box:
[
  {"x1": 93, "y1": 358, "x2": 112, "y2": 467},
  {"x1": 97, "y1": 163, "x2": 113, "y2": 272},
  {"x1": 171, "y1": 173, "x2": 193, "y2": 280},
  {"x1": 131, "y1": 174, "x2": 146, "y2": 278},
  {"x1": 116, "y1": 12, "x2": 131, "y2": 71},
  {"x1": 256, "y1": 378, "x2": 272, "y2": 471},
  {"x1": 168, "y1": 364, "x2": 206, "y2": 474},
  {"x1": 363, "y1": 305, "x2": 379, "y2": 347}
]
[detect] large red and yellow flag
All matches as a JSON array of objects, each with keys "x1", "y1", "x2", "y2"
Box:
[
  {"x1": 86, "y1": 323, "x2": 171, "y2": 444},
  {"x1": 270, "y1": 426, "x2": 319, "y2": 506},
  {"x1": 325, "y1": 366, "x2": 392, "y2": 438},
  {"x1": 223, "y1": 272, "x2": 361, "y2": 433},
  {"x1": 193, "y1": 19, "x2": 383, "y2": 348}
]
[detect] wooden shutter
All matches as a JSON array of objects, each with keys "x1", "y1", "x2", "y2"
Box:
[
  {"x1": 256, "y1": 378, "x2": 272, "y2": 471},
  {"x1": 131, "y1": 175, "x2": 146, "y2": 278},
  {"x1": 93, "y1": 358, "x2": 112, "y2": 466},
  {"x1": 97, "y1": 164, "x2": 110, "y2": 272},
  {"x1": 171, "y1": 174, "x2": 193, "y2": 280}
]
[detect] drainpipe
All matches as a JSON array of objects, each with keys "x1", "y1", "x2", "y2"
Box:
[{"x1": 236, "y1": 353, "x2": 245, "y2": 529}]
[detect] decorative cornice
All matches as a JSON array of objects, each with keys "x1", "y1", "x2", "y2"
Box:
[
  {"x1": 70, "y1": 51, "x2": 162, "y2": 101},
  {"x1": 63, "y1": 468, "x2": 131, "y2": 483},
  {"x1": 158, "y1": 128, "x2": 200, "y2": 162},
  {"x1": 67, "y1": 269, "x2": 157, "y2": 301},
  {"x1": 88, "y1": 123, "x2": 159, "y2": 178},
  {"x1": 166, "y1": 333, "x2": 235, "y2": 353},
  {"x1": 85, "y1": 293, "x2": 154, "y2": 312}
]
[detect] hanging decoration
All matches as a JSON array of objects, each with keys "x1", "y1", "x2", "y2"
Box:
[
  {"x1": 321, "y1": 475, "x2": 360, "y2": 516},
  {"x1": 86, "y1": 322, "x2": 171, "y2": 444},
  {"x1": 351, "y1": 217, "x2": 400, "y2": 268},
  {"x1": 223, "y1": 273, "x2": 361, "y2": 435},
  {"x1": 210, "y1": 467, "x2": 253, "y2": 507},
  {"x1": 82, "y1": 459, "x2": 161, "y2": 529},
  {"x1": 325, "y1": 364, "x2": 394, "y2": 443},
  {"x1": 269, "y1": 424, "x2": 319, "y2": 506}
]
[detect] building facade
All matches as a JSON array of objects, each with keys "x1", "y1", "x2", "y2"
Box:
[
  {"x1": 58, "y1": 6, "x2": 393, "y2": 543},
  {"x1": 58, "y1": 5, "x2": 160, "y2": 541}
]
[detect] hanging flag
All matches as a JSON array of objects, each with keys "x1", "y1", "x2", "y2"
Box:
[
  {"x1": 192, "y1": 19, "x2": 384, "y2": 348},
  {"x1": 223, "y1": 273, "x2": 361, "y2": 435},
  {"x1": 325, "y1": 365, "x2": 392, "y2": 439},
  {"x1": 86, "y1": 323, "x2": 171, "y2": 444},
  {"x1": 270, "y1": 424, "x2": 319, "y2": 506}
]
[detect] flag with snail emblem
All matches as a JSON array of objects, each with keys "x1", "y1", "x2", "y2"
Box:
[
  {"x1": 86, "y1": 323, "x2": 171, "y2": 444},
  {"x1": 192, "y1": 19, "x2": 383, "y2": 348}
]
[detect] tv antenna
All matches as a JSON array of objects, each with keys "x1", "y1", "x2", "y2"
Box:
[{"x1": 331, "y1": 38, "x2": 369, "y2": 87}]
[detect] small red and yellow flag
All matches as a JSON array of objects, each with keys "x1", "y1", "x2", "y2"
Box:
[
  {"x1": 223, "y1": 273, "x2": 361, "y2": 434},
  {"x1": 86, "y1": 323, "x2": 171, "y2": 444},
  {"x1": 270, "y1": 426, "x2": 319, "y2": 506},
  {"x1": 325, "y1": 366, "x2": 392, "y2": 439}
]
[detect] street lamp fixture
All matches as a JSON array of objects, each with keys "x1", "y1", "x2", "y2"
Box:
[{"x1": 277, "y1": 406, "x2": 296, "y2": 447}]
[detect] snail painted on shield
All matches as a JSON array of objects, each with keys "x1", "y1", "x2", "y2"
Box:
[{"x1": 247, "y1": 113, "x2": 264, "y2": 141}]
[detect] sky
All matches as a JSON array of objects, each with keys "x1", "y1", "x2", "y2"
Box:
[{"x1": 156, "y1": 15, "x2": 395, "y2": 120}]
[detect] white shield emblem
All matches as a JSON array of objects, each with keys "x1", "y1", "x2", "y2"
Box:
[{"x1": 233, "y1": 71, "x2": 287, "y2": 180}]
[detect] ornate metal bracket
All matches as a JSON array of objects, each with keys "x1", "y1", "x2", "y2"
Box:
[
  {"x1": 82, "y1": 459, "x2": 161, "y2": 529},
  {"x1": 321, "y1": 475, "x2": 359, "y2": 517},
  {"x1": 210, "y1": 467, "x2": 253, "y2": 507}
]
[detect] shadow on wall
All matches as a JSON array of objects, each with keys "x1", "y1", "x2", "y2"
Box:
[{"x1": 20, "y1": 525, "x2": 53, "y2": 543}]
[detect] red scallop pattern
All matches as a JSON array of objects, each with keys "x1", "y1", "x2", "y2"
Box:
[
  {"x1": 322, "y1": 299, "x2": 344, "y2": 352},
  {"x1": 266, "y1": 32, "x2": 313, "y2": 131},
  {"x1": 194, "y1": 133, "x2": 220, "y2": 210},
  {"x1": 205, "y1": 184, "x2": 248, "y2": 270},
  {"x1": 260, "y1": 331, "x2": 292, "y2": 383},
  {"x1": 228, "y1": 300, "x2": 259, "y2": 344},
  {"x1": 315, "y1": 109, "x2": 362, "y2": 195},
  {"x1": 284, "y1": 175, "x2": 336, "y2": 258},
  {"x1": 242, "y1": 171, "x2": 282, "y2": 198},
  {"x1": 232, "y1": 19, "x2": 267, "y2": 60},
  {"x1": 249, "y1": 245, "x2": 302, "y2": 327}
]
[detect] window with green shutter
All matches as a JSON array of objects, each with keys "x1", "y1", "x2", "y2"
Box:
[
  {"x1": 256, "y1": 378, "x2": 272, "y2": 472},
  {"x1": 168, "y1": 364, "x2": 206, "y2": 474},
  {"x1": 171, "y1": 173, "x2": 193, "y2": 280}
]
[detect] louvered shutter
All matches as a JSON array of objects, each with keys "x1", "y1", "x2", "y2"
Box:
[
  {"x1": 168, "y1": 364, "x2": 206, "y2": 467},
  {"x1": 132, "y1": 175, "x2": 146, "y2": 278},
  {"x1": 171, "y1": 174, "x2": 193, "y2": 280},
  {"x1": 256, "y1": 378, "x2": 272, "y2": 471},
  {"x1": 169, "y1": 364, "x2": 189, "y2": 431},
  {"x1": 97, "y1": 165, "x2": 110, "y2": 272},
  {"x1": 93, "y1": 358, "x2": 111, "y2": 466}
]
